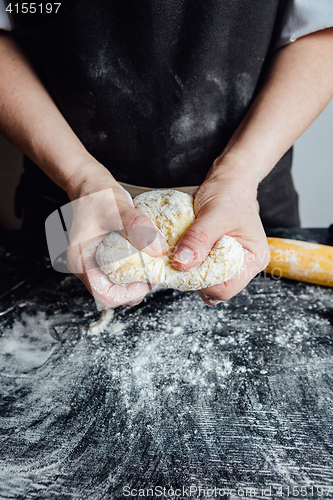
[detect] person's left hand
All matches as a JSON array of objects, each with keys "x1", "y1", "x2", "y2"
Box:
[{"x1": 170, "y1": 171, "x2": 270, "y2": 305}]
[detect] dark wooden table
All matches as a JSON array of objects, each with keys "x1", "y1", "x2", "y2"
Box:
[{"x1": 1, "y1": 229, "x2": 333, "y2": 499}]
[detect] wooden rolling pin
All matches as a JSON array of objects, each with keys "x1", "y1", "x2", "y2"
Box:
[{"x1": 265, "y1": 237, "x2": 333, "y2": 287}]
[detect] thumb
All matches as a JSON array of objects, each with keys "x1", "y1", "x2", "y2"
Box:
[
  {"x1": 120, "y1": 206, "x2": 169, "y2": 257},
  {"x1": 171, "y1": 213, "x2": 221, "y2": 270}
]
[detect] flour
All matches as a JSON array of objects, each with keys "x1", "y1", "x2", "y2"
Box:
[
  {"x1": 88, "y1": 309, "x2": 115, "y2": 335},
  {"x1": 88, "y1": 308, "x2": 128, "y2": 336},
  {"x1": 1, "y1": 268, "x2": 333, "y2": 497}
]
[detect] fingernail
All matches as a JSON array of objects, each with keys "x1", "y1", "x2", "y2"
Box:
[
  {"x1": 202, "y1": 293, "x2": 221, "y2": 306},
  {"x1": 128, "y1": 297, "x2": 145, "y2": 306},
  {"x1": 173, "y1": 246, "x2": 194, "y2": 264}
]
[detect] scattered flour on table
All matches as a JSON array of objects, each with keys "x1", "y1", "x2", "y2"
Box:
[
  {"x1": 88, "y1": 309, "x2": 115, "y2": 335},
  {"x1": 88, "y1": 308, "x2": 126, "y2": 336},
  {"x1": 1, "y1": 274, "x2": 333, "y2": 494}
]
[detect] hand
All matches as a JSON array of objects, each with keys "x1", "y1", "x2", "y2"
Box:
[
  {"x1": 168, "y1": 28, "x2": 333, "y2": 305},
  {"x1": 66, "y1": 165, "x2": 168, "y2": 308},
  {"x1": 170, "y1": 171, "x2": 270, "y2": 305}
]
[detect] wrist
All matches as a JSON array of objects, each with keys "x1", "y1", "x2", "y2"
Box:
[
  {"x1": 65, "y1": 160, "x2": 119, "y2": 201},
  {"x1": 205, "y1": 151, "x2": 260, "y2": 199}
]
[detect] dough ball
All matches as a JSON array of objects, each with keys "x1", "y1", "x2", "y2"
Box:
[{"x1": 96, "y1": 189, "x2": 244, "y2": 291}]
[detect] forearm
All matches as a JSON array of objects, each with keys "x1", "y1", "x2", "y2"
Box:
[
  {"x1": 210, "y1": 28, "x2": 333, "y2": 188},
  {"x1": 0, "y1": 33, "x2": 116, "y2": 200}
]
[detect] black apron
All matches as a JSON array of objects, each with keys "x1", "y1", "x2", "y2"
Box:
[{"x1": 14, "y1": 0, "x2": 300, "y2": 230}]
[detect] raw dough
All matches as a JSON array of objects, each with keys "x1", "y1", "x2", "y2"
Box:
[{"x1": 96, "y1": 190, "x2": 244, "y2": 291}]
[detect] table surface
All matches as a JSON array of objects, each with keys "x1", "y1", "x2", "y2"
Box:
[{"x1": 1, "y1": 229, "x2": 333, "y2": 500}]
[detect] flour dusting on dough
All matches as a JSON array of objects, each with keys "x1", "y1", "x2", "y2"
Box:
[{"x1": 96, "y1": 190, "x2": 244, "y2": 291}]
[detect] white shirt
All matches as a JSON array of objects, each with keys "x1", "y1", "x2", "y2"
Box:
[
  {"x1": 276, "y1": 0, "x2": 333, "y2": 47},
  {"x1": 0, "y1": 0, "x2": 11, "y2": 30}
]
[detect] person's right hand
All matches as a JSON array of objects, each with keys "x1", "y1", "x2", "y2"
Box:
[{"x1": 65, "y1": 163, "x2": 168, "y2": 309}]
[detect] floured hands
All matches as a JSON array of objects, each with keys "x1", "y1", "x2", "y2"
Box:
[
  {"x1": 66, "y1": 167, "x2": 168, "y2": 309},
  {"x1": 170, "y1": 170, "x2": 270, "y2": 305}
]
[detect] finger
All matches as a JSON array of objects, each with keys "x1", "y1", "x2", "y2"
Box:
[
  {"x1": 91, "y1": 274, "x2": 150, "y2": 308},
  {"x1": 67, "y1": 235, "x2": 105, "y2": 274},
  {"x1": 81, "y1": 265, "x2": 151, "y2": 309},
  {"x1": 67, "y1": 239, "x2": 115, "y2": 308},
  {"x1": 121, "y1": 206, "x2": 169, "y2": 257},
  {"x1": 67, "y1": 235, "x2": 151, "y2": 307},
  {"x1": 171, "y1": 213, "x2": 221, "y2": 270},
  {"x1": 127, "y1": 297, "x2": 145, "y2": 306},
  {"x1": 196, "y1": 291, "x2": 223, "y2": 306}
]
